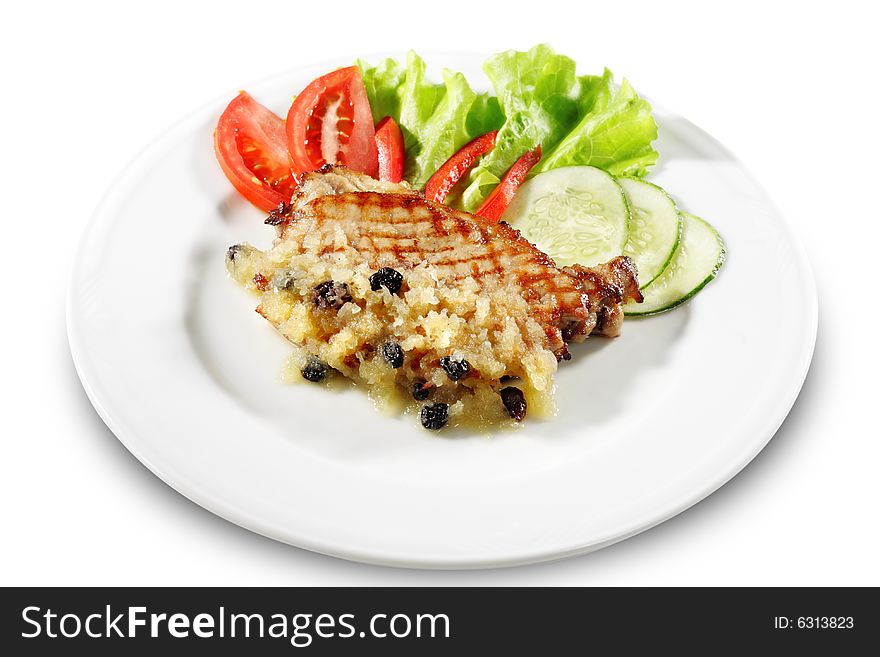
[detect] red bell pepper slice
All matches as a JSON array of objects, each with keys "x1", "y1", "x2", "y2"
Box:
[
  {"x1": 375, "y1": 117, "x2": 405, "y2": 183},
  {"x1": 475, "y1": 146, "x2": 542, "y2": 222},
  {"x1": 424, "y1": 130, "x2": 498, "y2": 203}
]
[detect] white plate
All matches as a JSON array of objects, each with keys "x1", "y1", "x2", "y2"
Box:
[{"x1": 68, "y1": 54, "x2": 817, "y2": 569}]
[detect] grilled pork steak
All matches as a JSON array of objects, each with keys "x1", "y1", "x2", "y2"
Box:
[
  {"x1": 271, "y1": 166, "x2": 641, "y2": 355},
  {"x1": 228, "y1": 166, "x2": 642, "y2": 427}
]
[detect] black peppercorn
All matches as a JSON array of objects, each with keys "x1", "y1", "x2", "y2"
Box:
[
  {"x1": 500, "y1": 387, "x2": 527, "y2": 421},
  {"x1": 381, "y1": 341, "x2": 404, "y2": 368},
  {"x1": 369, "y1": 267, "x2": 403, "y2": 294},
  {"x1": 312, "y1": 281, "x2": 352, "y2": 309},
  {"x1": 265, "y1": 201, "x2": 290, "y2": 226},
  {"x1": 555, "y1": 345, "x2": 572, "y2": 362},
  {"x1": 420, "y1": 403, "x2": 449, "y2": 430},
  {"x1": 301, "y1": 358, "x2": 328, "y2": 383},
  {"x1": 226, "y1": 244, "x2": 243, "y2": 262},
  {"x1": 412, "y1": 379, "x2": 431, "y2": 400},
  {"x1": 440, "y1": 356, "x2": 470, "y2": 381}
]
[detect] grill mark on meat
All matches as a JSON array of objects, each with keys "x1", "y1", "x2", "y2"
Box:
[
  {"x1": 453, "y1": 213, "x2": 475, "y2": 241},
  {"x1": 484, "y1": 235, "x2": 503, "y2": 282},
  {"x1": 272, "y1": 166, "x2": 642, "y2": 353},
  {"x1": 595, "y1": 307, "x2": 610, "y2": 333}
]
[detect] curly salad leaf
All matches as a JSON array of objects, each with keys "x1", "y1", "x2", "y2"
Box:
[
  {"x1": 357, "y1": 45, "x2": 658, "y2": 212},
  {"x1": 358, "y1": 52, "x2": 503, "y2": 188}
]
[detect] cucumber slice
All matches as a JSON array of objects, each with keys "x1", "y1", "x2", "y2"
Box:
[
  {"x1": 618, "y1": 178, "x2": 682, "y2": 288},
  {"x1": 625, "y1": 213, "x2": 725, "y2": 316},
  {"x1": 503, "y1": 166, "x2": 630, "y2": 268}
]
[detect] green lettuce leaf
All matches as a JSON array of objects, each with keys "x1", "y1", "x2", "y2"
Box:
[
  {"x1": 459, "y1": 46, "x2": 658, "y2": 210},
  {"x1": 357, "y1": 45, "x2": 658, "y2": 207},
  {"x1": 358, "y1": 52, "x2": 504, "y2": 187},
  {"x1": 402, "y1": 67, "x2": 475, "y2": 185},
  {"x1": 357, "y1": 57, "x2": 406, "y2": 122},
  {"x1": 465, "y1": 93, "x2": 504, "y2": 140},
  {"x1": 535, "y1": 75, "x2": 659, "y2": 177},
  {"x1": 465, "y1": 45, "x2": 584, "y2": 180}
]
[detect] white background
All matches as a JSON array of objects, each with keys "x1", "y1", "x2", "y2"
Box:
[{"x1": 3, "y1": 0, "x2": 877, "y2": 585}]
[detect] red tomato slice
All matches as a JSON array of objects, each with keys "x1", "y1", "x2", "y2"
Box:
[
  {"x1": 214, "y1": 91, "x2": 296, "y2": 212},
  {"x1": 286, "y1": 67, "x2": 378, "y2": 178},
  {"x1": 424, "y1": 131, "x2": 498, "y2": 204},
  {"x1": 375, "y1": 116, "x2": 405, "y2": 183},
  {"x1": 476, "y1": 146, "x2": 542, "y2": 221}
]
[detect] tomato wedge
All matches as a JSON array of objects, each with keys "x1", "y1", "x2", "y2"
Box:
[
  {"x1": 476, "y1": 146, "x2": 542, "y2": 221},
  {"x1": 286, "y1": 66, "x2": 378, "y2": 178},
  {"x1": 375, "y1": 117, "x2": 405, "y2": 183},
  {"x1": 424, "y1": 130, "x2": 498, "y2": 203},
  {"x1": 214, "y1": 91, "x2": 296, "y2": 212}
]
